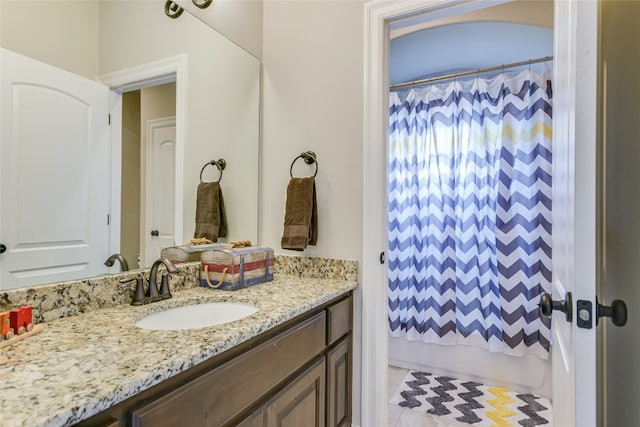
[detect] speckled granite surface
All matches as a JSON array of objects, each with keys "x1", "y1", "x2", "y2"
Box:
[
  {"x1": 274, "y1": 255, "x2": 358, "y2": 281},
  {"x1": 0, "y1": 274, "x2": 357, "y2": 427},
  {"x1": 0, "y1": 255, "x2": 358, "y2": 323}
]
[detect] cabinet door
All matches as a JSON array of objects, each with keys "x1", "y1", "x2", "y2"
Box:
[
  {"x1": 327, "y1": 297, "x2": 352, "y2": 345},
  {"x1": 236, "y1": 407, "x2": 264, "y2": 427},
  {"x1": 266, "y1": 357, "x2": 326, "y2": 427},
  {"x1": 326, "y1": 336, "x2": 352, "y2": 427},
  {"x1": 129, "y1": 312, "x2": 326, "y2": 427}
]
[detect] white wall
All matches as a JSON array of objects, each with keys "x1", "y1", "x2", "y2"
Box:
[
  {"x1": 0, "y1": 0, "x2": 100, "y2": 79},
  {"x1": 260, "y1": 1, "x2": 364, "y2": 260},
  {"x1": 0, "y1": 0, "x2": 262, "y2": 72},
  {"x1": 99, "y1": 1, "x2": 260, "y2": 247},
  {"x1": 1, "y1": 0, "x2": 261, "y2": 251},
  {"x1": 176, "y1": 0, "x2": 263, "y2": 59},
  {"x1": 261, "y1": 2, "x2": 365, "y2": 424}
]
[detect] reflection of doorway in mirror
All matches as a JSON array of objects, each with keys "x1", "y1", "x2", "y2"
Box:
[
  {"x1": 145, "y1": 117, "x2": 176, "y2": 267},
  {"x1": 120, "y1": 91, "x2": 141, "y2": 270},
  {"x1": 120, "y1": 83, "x2": 176, "y2": 269}
]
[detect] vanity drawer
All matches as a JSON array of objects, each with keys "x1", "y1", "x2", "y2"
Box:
[
  {"x1": 129, "y1": 311, "x2": 326, "y2": 427},
  {"x1": 326, "y1": 296, "x2": 352, "y2": 345}
]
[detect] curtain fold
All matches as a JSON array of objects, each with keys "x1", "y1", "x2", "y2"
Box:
[{"x1": 388, "y1": 69, "x2": 552, "y2": 358}]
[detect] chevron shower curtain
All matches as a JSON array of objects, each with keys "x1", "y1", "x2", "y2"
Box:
[{"x1": 388, "y1": 69, "x2": 552, "y2": 358}]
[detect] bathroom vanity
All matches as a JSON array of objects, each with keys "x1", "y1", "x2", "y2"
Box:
[{"x1": 0, "y1": 273, "x2": 356, "y2": 427}]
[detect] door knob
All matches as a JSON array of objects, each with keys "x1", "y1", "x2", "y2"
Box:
[
  {"x1": 539, "y1": 291, "x2": 573, "y2": 322},
  {"x1": 150, "y1": 230, "x2": 159, "y2": 237},
  {"x1": 0, "y1": 244, "x2": 5, "y2": 254},
  {"x1": 596, "y1": 298, "x2": 628, "y2": 327}
]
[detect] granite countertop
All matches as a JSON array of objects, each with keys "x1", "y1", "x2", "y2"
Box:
[{"x1": 0, "y1": 274, "x2": 357, "y2": 427}]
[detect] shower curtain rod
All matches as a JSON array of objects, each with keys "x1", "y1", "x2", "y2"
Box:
[{"x1": 390, "y1": 55, "x2": 553, "y2": 90}]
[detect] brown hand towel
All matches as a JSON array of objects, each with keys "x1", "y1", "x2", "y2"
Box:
[
  {"x1": 194, "y1": 181, "x2": 227, "y2": 242},
  {"x1": 281, "y1": 177, "x2": 318, "y2": 251}
]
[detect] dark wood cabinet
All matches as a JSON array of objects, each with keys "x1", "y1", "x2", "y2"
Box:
[
  {"x1": 326, "y1": 336, "x2": 352, "y2": 427},
  {"x1": 265, "y1": 357, "x2": 326, "y2": 427},
  {"x1": 325, "y1": 294, "x2": 352, "y2": 427},
  {"x1": 129, "y1": 312, "x2": 326, "y2": 427},
  {"x1": 76, "y1": 293, "x2": 352, "y2": 427},
  {"x1": 236, "y1": 407, "x2": 264, "y2": 427}
]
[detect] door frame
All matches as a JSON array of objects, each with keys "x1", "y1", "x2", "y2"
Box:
[
  {"x1": 362, "y1": 3, "x2": 510, "y2": 424},
  {"x1": 99, "y1": 55, "x2": 187, "y2": 258},
  {"x1": 362, "y1": 1, "x2": 596, "y2": 426}
]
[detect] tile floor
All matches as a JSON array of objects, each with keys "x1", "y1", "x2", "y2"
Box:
[{"x1": 387, "y1": 365, "x2": 469, "y2": 427}]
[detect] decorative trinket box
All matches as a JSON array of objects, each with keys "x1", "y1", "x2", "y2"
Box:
[{"x1": 200, "y1": 245, "x2": 274, "y2": 291}]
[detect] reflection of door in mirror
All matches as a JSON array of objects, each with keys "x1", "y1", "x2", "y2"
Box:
[
  {"x1": 145, "y1": 115, "x2": 176, "y2": 267},
  {"x1": 120, "y1": 84, "x2": 177, "y2": 270},
  {"x1": 0, "y1": 48, "x2": 111, "y2": 290}
]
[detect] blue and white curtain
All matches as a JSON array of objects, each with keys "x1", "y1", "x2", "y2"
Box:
[{"x1": 388, "y1": 69, "x2": 552, "y2": 358}]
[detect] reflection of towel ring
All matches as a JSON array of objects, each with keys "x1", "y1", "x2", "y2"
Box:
[
  {"x1": 290, "y1": 151, "x2": 318, "y2": 178},
  {"x1": 200, "y1": 159, "x2": 226, "y2": 183}
]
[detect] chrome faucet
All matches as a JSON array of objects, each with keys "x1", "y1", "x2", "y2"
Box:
[
  {"x1": 104, "y1": 253, "x2": 129, "y2": 272},
  {"x1": 148, "y1": 258, "x2": 178, "y2": 301}
]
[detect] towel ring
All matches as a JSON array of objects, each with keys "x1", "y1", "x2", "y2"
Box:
[
  {"x1": 289, "y1": 151, "x2": 318, "y2": 178},
  {"x1": 200, "y1": 159, "x2": 226, "y2": 183}
]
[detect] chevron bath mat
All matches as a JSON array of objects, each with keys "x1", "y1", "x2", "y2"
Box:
[{"x1": 389, "y1": 370, "x2": 552, "y2": 426}]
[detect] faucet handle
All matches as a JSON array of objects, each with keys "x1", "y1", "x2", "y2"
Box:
[
  {"x1": 146, "y1": 272, "x2": 160, "y2": 301},
  {"x1": 121, "y1": 274, "x2": 146, "y2": 306},
  {"x1": 159, "y1": 272, "x2": 172, "y2": 299}
]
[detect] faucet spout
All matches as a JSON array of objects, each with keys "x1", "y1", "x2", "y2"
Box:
[
  {"x1": 104, "y1": 254, "x2": 129, "y2": 272},
  {"x1": 149, "y1": 258, "x2": 178, "y2": 300}
]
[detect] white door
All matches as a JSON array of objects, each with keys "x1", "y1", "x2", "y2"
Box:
[
  {"x1": 0, "y1": 48, "x2": 111, "y2": 290},
  {"x1": 143, "y1": 117, "x2": 176, "y2": 266},
  {"x1": 550, "y1": 1, "x2": 599, "y2": 425}
]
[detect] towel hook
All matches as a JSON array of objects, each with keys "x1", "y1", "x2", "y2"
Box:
[
  {"x1": 290, "y1": 151, "x2": 318, "y2": 178},
  {"x1": 200, "y1": 158, "x2": 226, "y2": 183}
]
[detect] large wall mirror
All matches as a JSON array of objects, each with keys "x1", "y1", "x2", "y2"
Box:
[{"x1": 0, "y1": 1, "x2": 260, "y2": 290}]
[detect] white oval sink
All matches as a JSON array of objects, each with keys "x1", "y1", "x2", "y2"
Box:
[{"x1": 135, "y1": 302, "x2": 258, "y2": 330}]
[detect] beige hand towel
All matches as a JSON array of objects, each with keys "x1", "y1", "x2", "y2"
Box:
[
  {"x1": 194, "y1": 181, "x2": 227, "y2": 242},
  {"x1": 281, "y1": 177, "x2": 318, "y2": 251}
]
